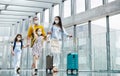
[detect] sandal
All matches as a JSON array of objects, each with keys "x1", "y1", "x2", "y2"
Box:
[{"x1": 53, "y1": 67, "x2": 58, "y2": 72}]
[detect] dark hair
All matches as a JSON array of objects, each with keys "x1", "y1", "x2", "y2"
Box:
[
  {"x1": 14, "y1": 34, "x2": 22, "y2": 42},
  {"x1": 33, "y1": 16, "x2": 38, "y2": 20},
  {"x1": 53, "y1": 16, "x2": 63, "y2": 31}
]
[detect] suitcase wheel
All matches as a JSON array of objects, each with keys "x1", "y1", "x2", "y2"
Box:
[
  {"x1": 67, "y1": 69, "x2": 78, "y2": 74},
  {"x1": 67, "y1": 69, "x2": 71, "y2": 74},
  {"x1": 46, "y1": 69, "x2": 52, "y2": 73},
  {"x1": 72, "y1": 69, "x2": 78, "y2": 74}
]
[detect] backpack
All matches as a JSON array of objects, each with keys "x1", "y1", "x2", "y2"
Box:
[{"x1": 13, "y1": 41, "x2": 23, "y2": 50}]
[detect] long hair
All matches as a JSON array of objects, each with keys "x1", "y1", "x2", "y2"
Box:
[
  {"x1": 53, "y1": 16, "x2": 63, "y2": 31},
  {"x1": 14, "y1": 34, "x2": 22, "y2": 42}
]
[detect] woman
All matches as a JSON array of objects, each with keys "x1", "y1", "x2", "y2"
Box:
[
  {"x1": 47, "y1": 16, "x2": 72, "y2": 72},
  {"x1": 11, "y1": 34, "x2": 28, "y2": 74}
]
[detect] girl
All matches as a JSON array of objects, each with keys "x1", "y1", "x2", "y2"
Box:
[
  {"x1": 32, "y1": 28, "x2": 44, "y2": 75},
  {"x1": 47, "y1": 16, "x2": 72, "y2": 72},
  {"x1": 11, "y1": 34, "x2": 28, "y2": 74}
]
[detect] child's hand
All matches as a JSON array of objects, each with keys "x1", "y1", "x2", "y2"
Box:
[
  {"x1": 27, "y1": 42, "x2": 30, "y2": 47},
  {"x1": 26, "y1": 44, "x2": 29, "y2": 47},
  {"x1": 43, "y1": 36, "x2": 47, "y2": 40},
  {"x1": 68, "y1": 35, "x2": 72, "y2": 38},
  {"x1": 47, "y1": 41, "x2": 50, "y2": 43}
]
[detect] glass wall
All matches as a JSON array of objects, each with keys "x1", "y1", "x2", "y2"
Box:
[
  {"x1": 37, "y1": 12, "x2": 41, "y2": 24},
  {"x1": 0, "y1": 43, "x2": 11, "y2": 69},
  {"x1": 53, "y1": 4, "x2": 59, "y2": 17},
  {"x1": 0, "y1": 45, "x2": 4, "y2": 69},
  {"x1": 0, "y1": 27, "x2": 10, "y2": 36},
  {"x1": 91, "y1": 18, "x2": 107, "y2": 71},
  {"x1": 109, "y1": 14, "x2": 120, "y2": 70},
  {"x1": 64, "y1": 0, "x2": 71, "y2": 18},
  {"x1": 76, "y1": 23, "x2": 91, "y2": 71},
  {"x1": 91, "y1": 0, "x2": 103, "y2": 8},
  {"x1": 61, "y1": 26, "x2": 74, "y2": 70},
  {"x1": 44, "y1": 9, "x2": 50, "y2": 23},
  {"x1": 76, "y1": 0, "x2": 85, "y2": 14},
  {"x1": 108, "y1": 0, "x2": 115, "y2": 3}
]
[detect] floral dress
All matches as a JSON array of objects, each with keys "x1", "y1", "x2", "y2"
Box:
[{"x1": 32, "y1": 36, "x2": 43, "y2": 57}]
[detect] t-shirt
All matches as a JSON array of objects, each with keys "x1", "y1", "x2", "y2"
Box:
[
  {"x1": 15, "y1": 42, "x2": 21, "y2": 50},
  {"x1": 12, "y1": 42, "x2": 22, "y2": 51},
  {"x1": 27, "y1": 25, "x2": 46, "y2": 47},
  {"x1": 27, "y1": 25, "x2": 46, "y2": 38}
]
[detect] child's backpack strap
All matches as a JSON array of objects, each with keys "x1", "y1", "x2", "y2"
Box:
[
  {"x1": 13, "y1": 41, "x2": 16, "y2": 51},
  {"x1": 21, "y1": 41, "x2": 23, "y2": 49},
  {"x1": 13, "y1": 41, "x2": 23, "y2": 50}
]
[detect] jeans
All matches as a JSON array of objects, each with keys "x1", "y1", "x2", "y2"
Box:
[{"x1": 13, "y1": 49, "x2": 22, "y2": 69}]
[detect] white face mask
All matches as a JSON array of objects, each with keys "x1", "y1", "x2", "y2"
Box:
[
  {"x1": 17, "y1": 38, "x2": 21, "y2": 41},
  {"x1": 55, "y1": 20, "x2": 59, "y2": 24},
  {"x1": 34, "y1": 20, "x2": 39, "y2": 24},
  {"x1": 37, "y1": 31, "x2": 42, "y2": 36}
]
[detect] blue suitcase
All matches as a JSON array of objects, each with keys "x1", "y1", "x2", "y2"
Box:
[{"x1": 67, "y1": 53, "x2": 78, "y2": 74}]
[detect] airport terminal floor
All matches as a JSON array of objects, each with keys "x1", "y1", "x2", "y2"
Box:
[
  {"x1": 1, "y1": 70, "x2": 120, "y2": 76},
  {"x1": 0, "y1": 0, "x2": 120, "y2": 76}
]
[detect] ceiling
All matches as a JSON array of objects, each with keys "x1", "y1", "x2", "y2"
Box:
[
  {"x1": 0, "y1": 0, "x2": 63, "y2": 38},
  {"x1": 0, "y1": 0, "x2": 62, "y2": 26}
]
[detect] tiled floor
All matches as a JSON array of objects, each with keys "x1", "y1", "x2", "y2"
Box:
[{"x1": 0, "y1": 70, "x2": 120, "y2": 76}]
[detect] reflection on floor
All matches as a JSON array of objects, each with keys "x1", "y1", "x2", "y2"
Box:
[{"x1": 0, "y1": 70, "x2": 120, "y2": 76}]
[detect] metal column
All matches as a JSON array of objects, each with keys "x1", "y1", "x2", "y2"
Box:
[
  {"x1": 106, "y1": 16, "x2": 111, "y2": 71},
  {"x1": 88, "y1": 21, "x2": 92, "y2": 71},
  {"x1": 73, "y1": 25, "x2": 77, "y2": 52}
]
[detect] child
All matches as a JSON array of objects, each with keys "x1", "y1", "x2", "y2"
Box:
[
  {"x1": 32, "y1": 28, "x2": 44, "y2": 75},
  {"x1": 11, "y1": 34, "x2": 28, "y2": 74}
]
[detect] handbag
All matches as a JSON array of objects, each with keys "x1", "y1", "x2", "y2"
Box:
[{"x1": 50, "y1": 39, "x2": 61, "y2": 53}]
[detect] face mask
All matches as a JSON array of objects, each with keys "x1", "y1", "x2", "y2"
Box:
[
  {"x1": 17, "y1": 38, "x2": 21, "y2": 41},
  {"x1": 34, "y1": 20, "x2": 38, "y2": 24},
  {"x1": 37, "y1": 31, "x2": 42, "y2": 36},
  {"x1": 55, "y1": 20, "x2": 59, "y2": 24}
]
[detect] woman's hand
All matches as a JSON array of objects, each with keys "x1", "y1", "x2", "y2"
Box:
[
  {"x1": 11, "y1": 51, "x2": 15, "y2": 56},
  {"x1": 47, "y1": 32, "x2": 52, "y2": 34}
]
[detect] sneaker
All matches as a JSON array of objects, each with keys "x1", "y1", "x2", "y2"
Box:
[
  {"x1": 34, "y1": 69, "x2": 38, "y2": 75},
  {"x1": 16, "y1": 67, "x2": 20, "y2": 74},
  {"x1": 32, "y1": 69, "x2": 38, "y2": 75}
]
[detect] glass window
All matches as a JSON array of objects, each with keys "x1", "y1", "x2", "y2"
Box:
[
  {"x1": 53, "y1": 4, "x2": 59, "y2": 17},
  {"x1": 61, "y1": 26, "x2": 74, "y2": 70},
  {"x1": 110, "y1": 14, "x2": 120, "y2": 31},
  {"x1": 108, "y1": 0, "x2": 115, "y2": 3},
  {"x1": 91, "y1": 18, "x2": 107, "y2": 70},
  {"x1": 64, "y1": 0, "x2": 71, "y2": 18},
  {"x1": 0, "y1": 27, "x2": 10, "y2": 36},
  {"x1": 44, "y1": 9, "x2": 49, "y2": 23},
  {"x1": 109, "y1": 14, "x2": 120, "y2": 70},
  {"x1": 76, "y1": 23, "x2": 91, "y2": 71},
  {"x1": 76, "y1": 0, "x2": 85, "y2": 14},
  {"x1": 91, "y1": 0, "x2": 103, "y2": 8},
  {"x1": 37, "y1": 13, "x2": 41, "y2": 24}
]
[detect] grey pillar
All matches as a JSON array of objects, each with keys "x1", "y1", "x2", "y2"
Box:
[
  {"x1": 73, "y1": 25, "x2": 77, "y2": 52},
  {"x1": 88, "y1": 21, "x2": 92, "y2": 71},
  {"x1": 85, "y1": 0, "x2": 91, "y2": 10},
  {"x1": 106, "y1": 16, "x2": 111, "y2": 71},
  {"x1": 103, "y1": 0, "x2": 108, "y2": 4}
]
